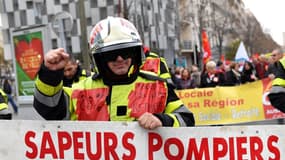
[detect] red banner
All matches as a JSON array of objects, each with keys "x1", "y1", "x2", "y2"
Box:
[
  {"x1": 261, "y1": 78, "x2": 285, "y2": 119},
  {"x1": 202, "y1": 30, "x2": 212, "y2": 64}
]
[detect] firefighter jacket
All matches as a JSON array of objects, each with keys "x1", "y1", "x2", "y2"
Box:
[
  {"x1": 0, "y1": 89, "x2": 12, "y2": 119},
  {"x1": 34, "y1": 64, "x2": 195, "y2": 127},
  {"x1": 268, "y1": 57, "x2": 285, "y2": 113},
  {"x1": 141, "y1": 52, "x2": 173, "y2": 84},
  {"x1": 63, "y1": 66, "x2": 92, "y2": 87}
]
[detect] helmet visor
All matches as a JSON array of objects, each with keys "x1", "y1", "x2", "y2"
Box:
[{"x1": 97, "y1": 47, "x2": 137, "y2": 62}]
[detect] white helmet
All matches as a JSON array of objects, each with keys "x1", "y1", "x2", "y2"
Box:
[
  {"x1": 89, "y1": 17, "x2": 143, "y2": 84},
  {"x1": 89, "y1": 16, "x2": 142, "y2": 54}
]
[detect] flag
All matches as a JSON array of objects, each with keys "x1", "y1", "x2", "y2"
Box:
[
  {"x1": 251, "y1": 53, "x2": 259, "y2": 60},
  {"x1": 234, "y1": 41, "x2": 249, "y2": 62},
  {"x1": 220, "y1": 54, "x2": 225, "y2": 63},
  {"x1": 202, "y1": 30, "x2": 212, "y2": 64}
]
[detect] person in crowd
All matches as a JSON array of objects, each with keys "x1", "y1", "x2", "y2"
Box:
[
  {"x1": 0, "y1": 88, "x2": 12, "y2": 119},
  {"x1": 63, "y1": 56, "x2": 92, "y2": 87},
  {"x1": 200, "y1": 60, "x2": 225, "y2": 88},
  {"x1": 267, "y1": 48, "x2": 284, "y2": 80},
  {"x1": 171, "y1": 66, "x2": 183, "y2": 88},
  {"x1": 33, "y1": 16, "x2": 195, "y2": 130},
  {"x1": 216, "y1": 60, "x2": 226, "y2": 75},
  {"x1": 3, "y1": 78, "x2": 18, "y2": 114},
  {"x1": 240, "y1": 61, "x2": 258, "y2": 84},
  {"x1": 176, "y1": 68, "x2": 195, "y2": 90},
  {"x1": 223, "y1": 63, "x2": 231, "y2": 72},
  {"x1": 268, "y1": 54, "x2": 285, "y2": 113},
  {"x1": 190, "y1": 65, "x2": 201, "y2": 87},
  {"x1": 224, "y1": 62, "x2": 242, "y2": 86},
  {"x1": 252, "y1": 54, "x2": 268, "y2": 79}
]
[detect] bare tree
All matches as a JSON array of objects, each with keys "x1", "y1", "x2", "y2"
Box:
[
  {"x1": 210, "y1": 1, "x2": 234, "y2": 59},
  {"x1": 188, "y1": 0, "x2": 211, "y2": 67},
  {"x1": 195, "y1": 0, "x2": 211, "y2": 52},
  {"x1": 243, "y1": 15, "x2": 280, "y2": 54}
]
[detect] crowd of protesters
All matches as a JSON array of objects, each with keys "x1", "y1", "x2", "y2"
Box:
[{"x1": 171, "y1": 49, "x2": 281, "y2": 90}]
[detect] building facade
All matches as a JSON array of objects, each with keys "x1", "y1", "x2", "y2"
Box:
[
  {"x1": 178, "y1": 0, "x2": 279, "y2": 67},
  {"x1": 0, "y1": 0, "x2": 179, "y2": 67},
  {"x1": 1, "y1": 0, "x2": 280, "y2": 71}
]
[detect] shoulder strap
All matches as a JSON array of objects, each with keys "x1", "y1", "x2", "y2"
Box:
[{"x1": 139, "y1": 70, "x2": 166, "y2": 82}]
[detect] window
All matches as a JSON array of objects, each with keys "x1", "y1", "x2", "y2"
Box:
[
  {"x1": 7, "y1": 13, "x2": 15, "y2": 28},
  {"x1": 52, "y1": 39, "x2": 58, "y2": 48},
  {"x1": 90, "y1": 0, "x2": 97, "y2": 8},
  {"x1": 100, "y1": 8, "x2": 107, "y2": 19},
  {"x1": 54, "y1": 0, "x2": 60, "y2": 5}
]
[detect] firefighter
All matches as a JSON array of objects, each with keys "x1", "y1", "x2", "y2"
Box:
[
  {"x1": 33, "y1": 16, "x2": 195, "y2": 129},
  {"x1": 268, "y1": 56, "x2": 285, "y2": 113}
]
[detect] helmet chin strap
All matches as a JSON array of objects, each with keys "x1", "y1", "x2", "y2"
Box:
[{"x1": 128, "y1": 65, "x2": 135, "y2": 77}]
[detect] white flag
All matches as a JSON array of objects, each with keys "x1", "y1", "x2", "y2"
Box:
[{"x1": 235, "y1": 41, "x2": 249, "y2": 62}]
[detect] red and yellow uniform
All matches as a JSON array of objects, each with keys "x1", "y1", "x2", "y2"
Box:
[{"x1": 33, "y1": 16, "x2": 194, "y2": 127}]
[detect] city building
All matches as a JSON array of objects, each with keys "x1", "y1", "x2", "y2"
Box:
[
  {"x1": 178, "y1": 0, "x2": 279, "y2": 67},
  {"x1": 0, "y1": 0, "x2": 280, "y2": 72},
  {"x1": 0, "y1": 0, "x2": 179, "y2": 67}
]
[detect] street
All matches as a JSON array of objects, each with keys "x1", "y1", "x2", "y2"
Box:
[{"x1": 9, "y1": 103, "x2": 43, "y2": 120}]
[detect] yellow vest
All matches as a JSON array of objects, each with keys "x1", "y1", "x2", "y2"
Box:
[
  {"x1": 0, "y1": 89, "x2": 8, "y2": 110},
  {"x1": 66, "y1": 69, "x2": 94, "y2": 88},
  {"x1": 141, "y1": 52, "x2": 171, "y2": 79},
  {"x1": 272, "y1": 57, "x2": 285, "y2": 87},
  {"x1": 36, "y1": 71, "x2": 183, "y2": 126},
  {"x1": 68, "y1": 76, "x2": 169, "y2": 121}
]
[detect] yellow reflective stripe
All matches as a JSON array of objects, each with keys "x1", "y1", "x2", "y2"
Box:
[
  {"x1": 149, "y1": 52, "x2": 159, "y2": 57},
  {"x1": 0, "y1": 90, "x2": 7, "y2": 103},
  {"x1": 166, "y1": 113, "x2": 180, "y2": 127},
  {"x1": 160, "y1": 58, "x2": 167, "y2": 65},
  {"x1": 82, "y1": 70, "x2": 86, "y2": 75},
  {"x1": 160, "y1": 57, "x2": 168, "y2": 67},
  {"x1": 160, "y1": 72, "x2": 171, "y2": 79},
  {"x1": 63, "y1": 86, "x2": 72, "y2": 97},
  {"x1": 140, "y1": 70, "x2": 159, "y2": 77},
  {"x1": 70, "y1": 113, "x2": 77, "y2": 120},
  {"x1": 0, "y1": 103, "x2": 8, "y2": 110},
  {"x1": 272, "y1": 78, "x2": 285, "y2": 87},
  {"x1": 35, "y1": 79, "x2": 63, "y2": 96},
  {"x1": 165, "y1": 100, "x2": 184, "y2": 113}
]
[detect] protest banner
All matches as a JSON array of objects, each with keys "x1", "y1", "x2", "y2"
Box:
[
  {"x1": 0, "y1": 120, "x2": 283, "y2": 159},
  {"x1": 176, "y1": 78, "x2": 285, "y2": 125}
]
